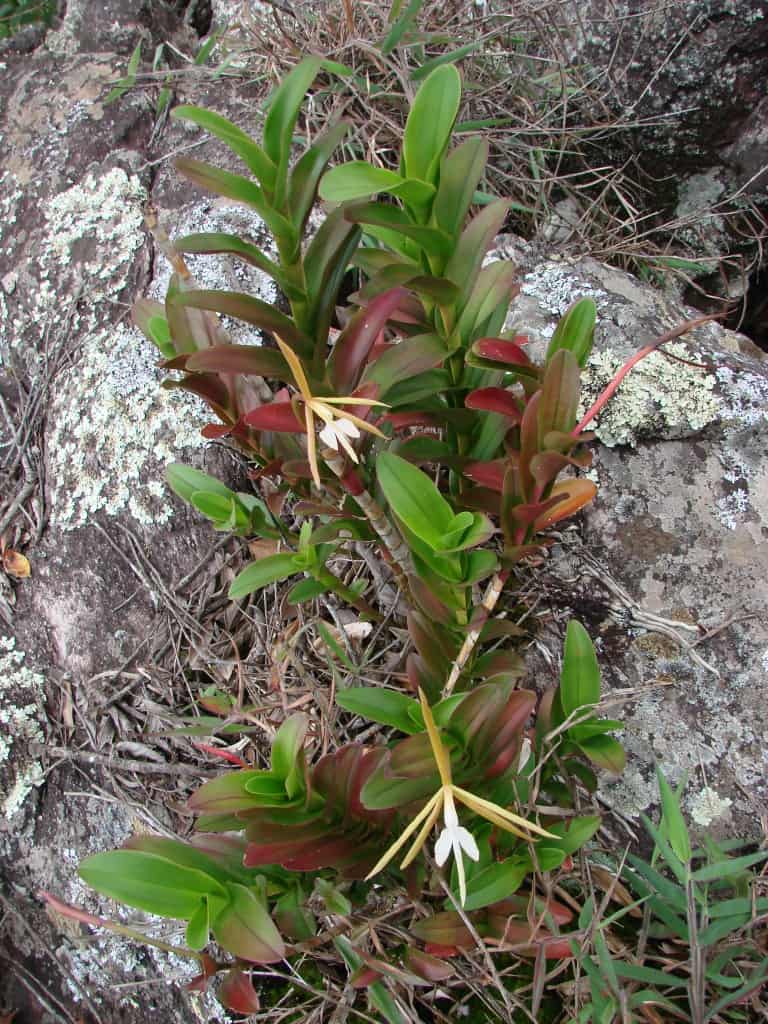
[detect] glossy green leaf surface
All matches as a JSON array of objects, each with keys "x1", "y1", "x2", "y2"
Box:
[
  {"x1": 229, "y1": 553, "x2": 299, "y2": 599},
  {"x1": 560, "y1": 620, "x2": 601, "y2": 717}
]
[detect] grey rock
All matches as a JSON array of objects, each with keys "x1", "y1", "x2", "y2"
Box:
[{"x1": 508, "y1": 244, "x2": 768, "y2": 834}]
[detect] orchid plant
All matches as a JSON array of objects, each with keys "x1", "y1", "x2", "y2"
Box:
[{"x1": 54, "y1": 50, "x2": 711, "y2": 1019}]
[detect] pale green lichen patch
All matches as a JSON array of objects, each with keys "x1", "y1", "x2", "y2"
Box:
[
  {"x1": 688, "y1": 786, "x2": 732, "y2": 827},
  {"x1": 48, "y1": 324, "x2": 205, "y2": 529},
  {"x1": 579, "y1": 342, "x2": 720, "y2": 447},
  {"x1": 3, "y1": 163, "x2": 216, "y2": 529},
  {"x1": 520, "y1": 263, "x2": 608, "y2": 329},
  {"x1": 44, "y1": 167, "x2": 146, "y2": 270},
  {"x1": 0, "y1": 636, "x2": 45, "y2": 820}
]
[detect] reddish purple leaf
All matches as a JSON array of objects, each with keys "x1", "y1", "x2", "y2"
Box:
[
  {"x1": 381, "y1": 410, "x2": 441, "y2": 431},
  {"x1": 212, "y1": 884, "x2": 285, "y2": 963},
  {"x1": 243, "y1": 401, "x2": 306, "y2": 433},
  {"x1": 465, "y1": 387, "x2": 523, "y2": 423},
  {"x1": 473, "y1": 336, "x2": 533, "y2": 367},
  {"x1": 404, "y1": 947, "x2": 454, "y2": 982},
  {"x1": 219, "y1": 969, "x2": 260, "y2": 1013},
  {"x1": 463, "y1": 459, "x2": 507, "y2": 492},
  {"x1": 411, "y1": 911, "x2": 475, "y2": 949},
  {"x1": 183, "y1": 343, "x2": 291, "y2": 379},
  {"x1": 328, "y1": 287, "x2": 409, "y2": 392},
  {"x1": 201, "y1": 423, "x2": 232, "y2": 439},
  {"x1": 161, "y1": 375, "x2": 233, "y2": 422},
  {"x1": 350, "y1": 965, "x2": 384, "y2": 989},
  {"x1": 532, "y1": 479, "x2": 597, "y2": 530}
]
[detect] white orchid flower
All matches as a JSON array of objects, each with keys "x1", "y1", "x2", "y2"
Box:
[
  {"x1": 434, "y1": 788, "x2": 479, "y2": 905},
  {"x1": 365, "y1": 690, "x2": 554, "y2": 906},
  {"x1": 318, "y1": 416, "x2": 360, "y2": 462},
  {"x1": 273, "y1": 336, "x2": 387, "y2": 488}
]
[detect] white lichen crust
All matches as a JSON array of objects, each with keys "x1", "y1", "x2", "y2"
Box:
[
  {"x1": 0, "y1": 636, "x2": 45, "y2": 819},
  {"x1": 47, "y1": 324, "x2": 204, "y2": 529},
  {"x1": 688, "y1": 786, "x2": 732, "y2": 827}
]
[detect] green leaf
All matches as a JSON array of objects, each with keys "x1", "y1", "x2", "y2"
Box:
[
  {"x1": 569, "y1": 719, "x2": 624, "y2": 742},
  {"x1": 335, "y1": 936, "x2": 408, "y2": 1024},
  {"x1": 104, "y1": 41, "x2": 142, "y2": 103},
  {"x1": 303, "y1": 207, "x2": 361, "y2": 342},
  {"x1": 270, "y1": 714, "x2": 308, "y2": 798},
  {"x1": 172, "y1": 106, "x2": 276, "y2": 187},
  {"x1": 175, "y1": 158, "x2": 296, "y2": 251},
  {"x1": 287, "y1": 578, "x2": 329, "y2": 604},
  {"x1": 462, "y1": 859, "x2": 528, "y2": 911},
  {"x1": 411, "y1": 41, "x2": 482, "y2": 80},
  {"x1": 380, "y1": 0, "x2": 423, "y2": 54},
  {"x1": 79, "y1": 851, "x2": 226, "y2": 920},
  {"x1": 345, "y1": 202, "x2": 451, "y2": 260},
  {"x1": 212, "y1": 883, "x2": 285, "y2": 962},
  {"x1": 402, "y1": 65, "x2": 461, "y2": 186},
  {"x1": 539, "y1": 349, "x2": 580, "y2": 437},
  {"x1": 229, "y1": 554, "x2": 298, "y2": 599},
  {"x1": 174, "y1": 156, "x2": 267, "y2": 208},
  {"x1": 461, "y1": 548, "x2": 499, "y2": 585},
  {"x1": 263, "y1": 56, "x2": 322, "y2": 204},
  {"x1": 380, "y1": 368, "x2": 451, "y2": 407},
  {"x1": 545, "y1": 298, "x2": 596, "y2": 368},
  {"x1": 186, "y1": 899, "x2": 210, "y2": 950},
  {"x1": 656, "y1": 768, "x2": 691, "y2": 864},
  {"x1": 190, "y1": 491, "x2": 240, "y2": 528},
  {"x1": 176, "y1": 289, "x2": 308, "y2": 353},
  {"x1": 560, "y1": 620, "x2": 601, "y2": 717},
  {"x1": 538, "y1": 816, "x2": 601, "y2": 856},
  {"x1": 577, "y1": 734, "x2": 626, "y2": 774},
  {"x1": 365, "y1": 333, "x2": 448, "y2": 395},
  {"x1": 316, "y1": 621, "x2": 356, "y2": 671},
  {"x1": 166, "y1": 464, "x2": 233, "y2": 504},
  {"x1": 315, "y1": 878, "x2": 352, "y2": 915},
  {"x1": 433, "y1": 136, "x2": 489, "y2": 241},
  {"x1": 173, "y1": 233, "x2": 294, "y2": 293},
  {"x1": 377, "y1": 451, "x2": 453, "y2": 548},
  {"x1": 359, "y1": 265, "x2": 459, "y2": 305},
  {"x1": 147, "y1": 315, "x2": 174, "y2": 357},
  {"x1": 336, "y1": 687, "x2": 420, "y2": 733},
  {"x1": 436, "y1": 511, "x2": 493, "y2": 553},
  {"x1": 444, "y1": 199, "x2": 511, "y2": 304},
  {"x1": 288, "y1": 121, "x2": 349, "y2": 233},
  {"x1": 614, "y1": 962, "x2": 688, "y2": 989},
  {"x1": 320, "y1": 162, "x2": 436, "y2": 205},
  {"x1": 640, "y1": 814, "x2": 689, "y2": 887},
  {"x1": 691, "y1": 849, "x2": 768, "y2": 883}
]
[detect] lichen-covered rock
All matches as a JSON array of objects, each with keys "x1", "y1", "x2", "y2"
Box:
[
  {"x1": 0, "y1": 636, "x2": 44, "y2": 821},
  {"x1": 0, "y1": 15, "x2": 257, "y2": 1021},
  {"x1": 506, "y1": 243, "x2": 768, "y2": 833}
]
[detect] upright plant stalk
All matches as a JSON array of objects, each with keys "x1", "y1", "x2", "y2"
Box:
[
  {"x1": 323, "y1": 448, "x2": 416, "y2": 593},
  {"x1": 442, "y1": 570, "x2": 509, "y2": 697}
]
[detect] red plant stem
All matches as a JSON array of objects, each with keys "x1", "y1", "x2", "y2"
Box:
[
  {"x1": 193, "y1": 742, "x2": 248, "y2": 767},
  {"x1": 571, "y1": 314, "x2": 721, "y2": 438}
]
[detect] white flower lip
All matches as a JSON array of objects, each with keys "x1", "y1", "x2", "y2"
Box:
[
  {"x1": 318, "y1": 416, "x2": 361, "y2": 461},
  {"x1": 434, "y1": 793, "x2": 480, "y2": 868}
]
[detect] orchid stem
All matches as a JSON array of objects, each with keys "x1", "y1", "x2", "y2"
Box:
[
  {"x1": 323, "y1": 448, "x2": 416, "y2": 596},
  {"x1": 442, "y1": 570, "x2": 510, "y2": 697}
]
